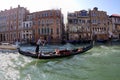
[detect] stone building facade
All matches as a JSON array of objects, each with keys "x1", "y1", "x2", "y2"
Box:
[
  {"x1": 22, "y1": 20, "x2": 33, "y2": 43},
  {"x1": 67, "y1": 7, "x2": 109, "y2": 42},
  {"x1": 67, "y1": 10, "x2": 91, "y2": 42},
  {"x1": 109, "y1": 14, "x2": 120, "y2": 40},
  {"x1": 0, "y1": 5, "x2": 29, "y2": 43},
  {"x1": 89, "y1": 7, "x2": 109, "y2": 41}
]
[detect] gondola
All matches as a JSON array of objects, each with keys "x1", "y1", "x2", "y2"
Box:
[{"x1": 18, "y1": 42, "x2": 93, "y2": 59}]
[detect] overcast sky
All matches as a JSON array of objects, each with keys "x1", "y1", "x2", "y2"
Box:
[{"x1": 0, "y1": 0, "x2": 119, "y2": 23}]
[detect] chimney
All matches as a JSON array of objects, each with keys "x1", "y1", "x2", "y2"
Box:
[
  {"x1": 18, "y1": 5, "x2": 20, "y2": 8},
  {"x1": 10, "y1": 6, "x2": 12, "y2": 9},
  {"x1": 93, "y1": 7, "x2": 98, "y2": 11}
]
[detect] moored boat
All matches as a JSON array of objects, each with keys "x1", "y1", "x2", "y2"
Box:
[
  {"x1": 18, "y1": 42, "x2": 93, "y2": 59},
  {"x1": 0, "y1": 43, "x2": 18, "y2": 50}
]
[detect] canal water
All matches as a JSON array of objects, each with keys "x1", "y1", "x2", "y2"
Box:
[{"x1": 0, "y1": 43, "x2": 120, "y2": 80}]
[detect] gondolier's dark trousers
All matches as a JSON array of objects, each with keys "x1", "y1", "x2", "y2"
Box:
[{"x1": 35, "y1": 45, "x2": 39, "y2": 53}]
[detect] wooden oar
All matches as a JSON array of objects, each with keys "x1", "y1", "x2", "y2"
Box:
[{"x1": 35, "y1": 42, "x2": 45, "y2": 66}]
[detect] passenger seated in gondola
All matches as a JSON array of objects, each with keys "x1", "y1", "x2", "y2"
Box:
[
  {"x1": 55, "y1": 49, "x2": 60, "y2": 55},
  {"x1": 77, "y1": 48, "x2": 83, "y2": 52},
  {"x1": 60, "y1": 49, "x2": 70, "y2": 55},
  {"x1": 64, "y1": 51, "x2": 70, "y2": 55},
  {"x1": 55, "y1": 48, "x2": 71, "y2": 55}
]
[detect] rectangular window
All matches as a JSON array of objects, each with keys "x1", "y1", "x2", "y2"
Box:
[
  {"x1": 79, "y1": 19, "x2": 81, "y2": 23},
  {"x1": 82, "y1": 20, "x2": 85, "y2": 23},
  {"x1": 51, "y1": 28, "x2": 53, "y2": 34},
  {"x1": 26, "y1": 24, "x2": 28, "y2": 29},
  {"x1": 38, "y1": 28, "x2": 40, "y2": 34},
  {"x1": 57, "y1": 28, "x2": 59, "y2": 34},
  {"x1": 56, "y1": 11, "x2": 60, "y2": 16},
  {"x1": 87, "y1": 20, "x2": 90, "y2": 23},
  {"x1": 38, "y1": 21, "x2": 40, "y2": 26},
  {"x1": 32, "y1": 31, "x2": 35, "y2": 38},
  {"x1": 42, "y1": 28, "x2": 44, "y2": 34},
  {"x1": 44, "y1": 28, "x2": 46, "y2": 34},
  {"x1": 33, "y1": 21, "x2": 35, "y2": 25},
  {"x1": 42, "y1": 24, "x2": 44, "y2": 26},
  {"x1": 50, "y1": 12, "x2": 52, "y2": 16},
  {"x1": 46, "y1": 28, "x2": 49, "y2": 34},
  {"x1": 30, "y1": 22, "x2": 32, "y2": 27}
]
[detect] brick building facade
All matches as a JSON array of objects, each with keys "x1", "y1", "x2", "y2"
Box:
[{"x1": 26, "y1": 9, "x2": 64, "y2": 43}]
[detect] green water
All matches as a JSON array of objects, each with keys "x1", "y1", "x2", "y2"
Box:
[{"x1": 0, "y1": 44, "x2": 120, "y2": 80}]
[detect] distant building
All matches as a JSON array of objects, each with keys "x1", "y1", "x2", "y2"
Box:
[
  {"x1": 25, "y1": 9, "x2": 65, "y2": 43},
  {"x1": 67, "y1": 10, "x2": 91, "y2": 42},
  {"x1": 67, "y1": 7, "x2": 109, "y2": 42},
  {"x1": 22, "y1": 20, "x2": 33, "y2": 43},
  {"x1": 0, "y1": 5, "x2": 120, "y2": 44},
  {"x1": 89, "y1": 7, "x2": 109, "y2": 41},
  {"x1": 109, "y1": 14, "x2": 120, "y2": 40},
  {"x1": 0, "y1": 5, "x2": 29, "y2": 43},
  {"x1": 0, "y1": 6, "x2": 64, "y2": 44}
]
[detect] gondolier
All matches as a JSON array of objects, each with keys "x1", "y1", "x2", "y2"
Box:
[{"x1": 35, "y1": 37, "x2": 44, "y2": 54}]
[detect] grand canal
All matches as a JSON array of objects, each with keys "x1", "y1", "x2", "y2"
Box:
[{"x1": 0, "y1": 42, "x2": 120, "y2": 80}]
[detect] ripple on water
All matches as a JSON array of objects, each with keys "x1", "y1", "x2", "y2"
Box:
[
  {"x1": 0, "y1": 51, "x2": 34, "y2": 80},
  {"x1": 0, "y1": 44, "x2": 120, "y2": 80}
]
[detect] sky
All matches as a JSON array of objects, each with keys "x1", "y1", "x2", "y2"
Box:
[{"x1": 0, "y1": 0, "x2": 119, "y2": 23}]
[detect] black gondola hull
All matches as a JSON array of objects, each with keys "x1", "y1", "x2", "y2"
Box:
[{"x1": 18, "y1": 43, "x2": 93, "y2": 59}]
